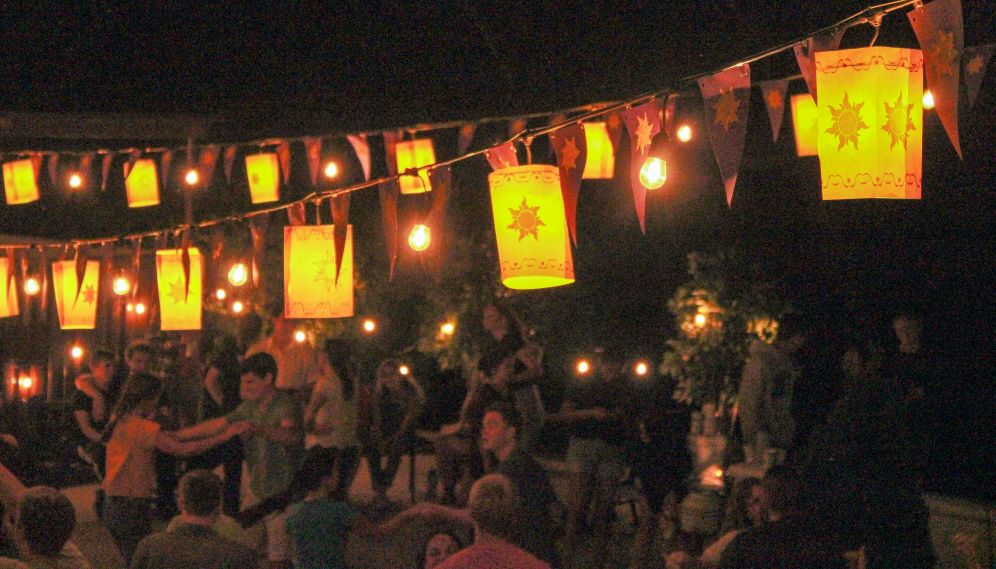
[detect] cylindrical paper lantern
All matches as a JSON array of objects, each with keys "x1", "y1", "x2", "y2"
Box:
[
  {"x1": 816, "y1": 47, "x2": 923, "y2": 199},
  {"x1": 284, "y1": 225, "x2": 354, "y2": 318},
  {"x1": 582, "y1": 122, "x2": 615, "y2": 179},
  {"x1": 396, "y1": 139, "x2": 435, "y2": 194},
  {"x1": 3, "y1": 159, "x2": 39, "y2": 205},
  {"x1": 488, "y1": 165, "x2": 574, "y2": 289},
  {"x1": 51, "y1": 260, "x2": 100, "y2": 329},
  {"x1": 790, "y1": 94, "x2": 819, "y2": 157},
  {"x1": 156, "y1": 248, "x2": 203, "y2": 330},
  {"x1": 246, "y1": 153, "x2": 281, "y2": 203},
  {"x1": 125, "y1": 159, "x2": 161, "y2": 207},
  {"x1": 0, "y1": 258, "x2": 19, "y2": 318}
]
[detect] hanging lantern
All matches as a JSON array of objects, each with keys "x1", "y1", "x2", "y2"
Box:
[
  {"x1": 582, "y1": 122, "x2": 615, "y2": 179},
  {"x1": 125, "y1": 159, "x2": 161, "y2": 207},
  {"x1": 396, "y1": 139, "x2": 435, "y2": 194},
  {"x1": 3, "y1": 159, "x2": 39, "y2": 205},
  {"x1": 51, "y1": 260, "x2": 100, "y2": 329},
  {"x1": 246, "y1": 153, "x2": 281, "y2": 203},
  {"x1": 284, "y1": 225, "x2": 354, "y2": 318},
  {"x1": 156, "y1": 248, "x2": 203, "y2": 330},
  {"x1": 0, "y1": 258, "x2": 19, "y2": 318},
  {"x1": 488, "y1": 165, "x2": 574, "y2": 289},
  {"x1": 816, "y1": 47, "x2": 923, "y2": 199},
  {"x1": 790, "y1": 94, "x2": 819, "y2": 157}
]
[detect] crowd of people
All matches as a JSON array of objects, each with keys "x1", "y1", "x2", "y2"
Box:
[{"x1": 0, "y1": 303, "x2": 943, "y2": 569}]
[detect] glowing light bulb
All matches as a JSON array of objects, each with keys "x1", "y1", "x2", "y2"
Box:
[
  {"x1": 635, "y1": 362, "x2": 648, "y2": 376},
  {"x1": 677, "y1": 125, "x2": 692, "y2": 142},
  {"x1": 216, "y1": 288, "x2": 227, "y2": 300},
  {"x1": 399, "y1": 365, "x2": 410, "y2": 375},
  {"x1": 441, "y1": 323, "x2": 454, "y2": 335},
  {"x1": 694, "y1": 313, "x2": 707, "y2": 326},
  {"x1": 19, "y1": 377, "x2": 31, "y2": 389},
  {"x1": 185, "y1": 169, "x2": 199, "y2": 185},
  {"x1": 324, "y1": 161, "x2": 338, "y2": 178},
  {"x1": 135, "y1": 303, "x2": 146, "y2": 314},
  {"x1": 71, "y1": 346, "x2": 84, "y2": 360},
  {"x1": 113, "y1": 277, "x2": 131, "y2": 295},
  {"x1": 577, "y1": 360, "x2": 590, "y2": 374},
  {"x1": 408, "y1": 224, "x2": 430, "y2": 251},
  {"x1": 126, "y1": 303, "x2": 134, "y2": 312},
  {"x1": 232, "y1": 301, "x2": 244, "y2": 313},
  {"x1": 228, "y1": 263, "x2": 248, "y2": 286},
  {"x1": 362, "y1": 319, "x2": 376, "y2": 333},
  {"x1": 69, "y1": 173, "x2": 82, "y2": 188},
  {"x1": 24, "y1": 278, "x2": 40, "y2": 296},
  {"x1": 639, "y1": 157, "x2": 667, "y2": 190},
  {"x1": 294, "y1": 330, "x2": 306, "y2": 343},
  {"x1": 922, "y1": 90, "x2": 935, "y2": 109}
]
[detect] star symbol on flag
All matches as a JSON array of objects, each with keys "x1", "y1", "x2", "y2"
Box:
[
  {"x1": 559, "y1": 138, "x2": 580, "y2": 172},
  {"x1": 966, "y1": 54, "x2": 984, "y2": 75},
  {"x1": 168, "y1": 278, "x2": 187, "y2": 305},
  {"x1": 928, "y1": 31, "x2": 958, "y2": 77},
  {"x1": 766, "y1": 89, "x2": 783, "y2": 110},
  {"x1": 713, "y1": 88, "x2": 741, "y2": 131},
  {"x1": 606, "y1": 114, "x2": 621, "y2": 130},
  {"x1": 81, "y1": 284, "x2": 97, "y2": 306},
  {"x1": 635, "y1": 113, "x2": 654, "y2": 157}
]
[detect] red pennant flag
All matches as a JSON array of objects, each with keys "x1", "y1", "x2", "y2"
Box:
[
  {"x1": 249, "y1": 215, "x2": 268, "y2": 288},
  {"x1": 198, "y1": 144, "x2": 220, "y2": 186},
  {"x1": 131, "y1": 236, "x2": 143, "y2": 300},
  {"x1": 485, "y1": 142, "x2": 519, "y2": 171},
  {"x1": 101, "y1": 153, "x2": 114, "y2": 192},
  {"x1": 383, "y1": 131, "x2": 402, "y2": 177},
  {"x1": 223, "y1": 146, "x2": 237, "y2": 184},
  {"x1": 759, "y1": 79, "x2": 789, "y2": 142},
  {"x1": 181, "y1": 230, "x2": 192, "y2": 302},
  {"x1": 458, "y1": 124, "x2": 477, "y2": 154},
  {"x1": 663, "y1": 95, "x2": 678, "y2": 137},
  {"x1": 347, "y1": 135, "x2": 371, "y2": 181},
  {"x1": 604, "y1": 112, "x2": 624, "y2": 161},
  {"x1": 378, "y1": 179, "x2": 400, "y2": 280},
  {"x1": 621, "y1": 100, "x2": 662, "y2": 232},
  {"x1": 509, "y1": 119, "x2": 528, "y2": 138},
  {"x1": 963, "y1": 44, "x2": 994, "y2": 108},
  {"x1": 427, "y1": 165, "x2": 452, "y2": 234},
  {"x1": 794, "y1": 29, "x2": 843, "y2": 104},
  {"x1": 48, "y1": 154, "x2": 59, "y2": 187},
  {"x1": 73, "y1": 245, "x2": 88, "y2": 305},
  {"x1": 79, "y1": 153, "x2": 95, "y2": 189},
  {"x1": 305, "y1": 138, "x2": 322, "y2": 187},
  {"x1": 37, "y1": 245, "x2": 48, "y2": 314},
  {"x1": 287, "y1": 202, "x2": 307, "y2": 226},
  {"x1": 4, "y1": 248, "x2": 15, "y2": 299},
  {"x1": 909, "y1": 0, "x2": 964, "y2": 158},
  {"x1": 124, "y1": 149, "x2": 142, "y2": 180},
  {"x1": 331, "y1": 194, "x2": 350, "y2": 284},
  {"x1": 698, "y1": 64, "x2": 752, "y2": 207},
  {"x1": 210, "y1": 229, "x2": 224, "y2": 265},
  {"x1": 161, "y1": 151, "x2": 174, "y2": 190},
  {"x1": 549, "y1": 123, "x2": 587, "y2": 245},
  {"x1": 276, "y1": 143, "x2": 291, "y2": 185}
]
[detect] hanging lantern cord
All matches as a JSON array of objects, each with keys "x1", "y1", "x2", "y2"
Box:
[
  {"x1": 868, "y1": 12, "x2": 885, "y2": 47},
  {"x1": 522, "y1": 136, "x2": 534, "y2": 165}
]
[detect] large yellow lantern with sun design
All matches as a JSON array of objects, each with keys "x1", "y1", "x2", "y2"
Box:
[
  {"x1": 0, "y1": 258, "x2": 19, "y2": 318},
  {"x1": 816, "y1": 47, "x2": 923, "y2": 199},
  {"x1": 284, "y1": 225, "x2": 354, "y2": 318},
  {"x1": 582, "y1": 122, "x2": 614, "y2": 179},
  {"x1": 125, "y1": 159, "x2": 161, "y2": 207},
  {"x1": 51, "y1": 260, "x2": 101, "y2": 329},
  {"x1": 488, "y1": 165, "x2": 574, "y2": 289},
  {"x1": 3, "y1": 159, "x2": 39, "y2": 205},
  {"x1": 396, "y1": 140, "x2": 435, "y2": 194},
  {"x1": 156, "y1": 248, "x2": 203, "y2": 330},
  {"x1": 245, "y1": 153, "x2": 281, "y2": 204}
]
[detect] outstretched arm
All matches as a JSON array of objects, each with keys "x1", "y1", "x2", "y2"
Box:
[
  {"x1": 156, "y1": 422, "x2": 247, "y2": 457},
  {"x1": 172, "y1": 416, "x2": 229, "y2": 441}
]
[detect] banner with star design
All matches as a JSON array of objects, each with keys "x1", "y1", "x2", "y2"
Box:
[
  {"x1": 485, "y1": 142, "x2": 519, "y2": 171},
  {"x1": 52, "y1": 259, "x2": 100, "y2": 329},
  {"x1": 963, "y1": 44, "x2": 994, "y2": 108},
  {"x1": 156, "y1": 248, "x2": 202, "y2": 330},
  {"x1": 346, "y1": 134, "x2": 371, "y2": 181},
  {"x1": 794, "y1": 29, "x2": 844, "y2": 104},
  {"x1": 378, "y1": 179, "x2": 400, "y2": 279},
  {"x1": 909, "y1": 0, "x2": 963, "y2": 158},
  {"x1": 549, "y1": 123, "x2": 586, "y2": 244},
  {"x1": 759, "y1": 79, "x2": 789, "y2": 142},
  {"x1": 305, "y1": 137, "x2": 323, "y2": 187},
  {"x1": 284, "y1": 225, "x2": 354, "y2": 318},
  {"x1": 458, "y1": 124, "x2": 477, "y2": 154},
  {"x1": 621, "y1": 100, "x2": 661, "y2": 232},
  {"x1": 331, "y1": 195, "x2": 350, "y2": 284},
  {"x1": 698, "y1": 64, "x2": 751, "y2": 206}
]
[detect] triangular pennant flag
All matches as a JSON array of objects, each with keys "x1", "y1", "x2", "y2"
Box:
[
  {"x1": 210, "y1": 228, "x2": 224, "y2": 266},
  {"x1": 458, "y1": 124, "x2": 477, "y2": 154},
  {"x1": 198, "y1": 144, "x2": 220, "y2": 186},
  {"x1": 125, "y1": 149, "x2": 142, "y2": 180},
  {"x1": 276, "y1": 143, "x2": 291, "y2": 185},
  {"x1": 427, "y1": 165, "x2": 452, "y2": 233},
  {"x1": 383, "y1": 131, "x2": 402, "y2": 177},
  {"x1": 663, "y1": 95, "x2": 678, "y2": 137},
  {"x1": 131, "y1": 236, "x2": 143, "y2": 300},
  {"x1": 101, "y1": 153, "x2": 114, "y2": 192},
  {"x1": 73, "y1": 245, "x2": 88, "y2": 305},
  {"x1": 910, "y1": 0, "x2": 963, "y2": 158},
  {"x1": 161, "y1": 151, "x2": 174, "y2": 190},
  {"x1": 305, "y1": 137, "x2": 322, "y2": 187},
  {"x1": 759, "y1": 79, "x2": 789, "y2": 142},
  {"x1": 604, "y1": 112, "x2": 624, "y2": 160},
  {"x1": 620, "y1": 100, "x2": 662, "y2": 232},
  {"x1": 48, "y1": 154, "x2": 59, "y2": 187},
  {"x1": 287, "y1": 202, "x2": 307, "y2": 226},
  {"x1": 549, "y1": 123, "x2": 587, "y2": 245},
  {"x1": 37, "y1": 245, "x2": 48, "y2": 314},
  {"x1": 5, "y1": 248, "x2": 16, "y2": 301},
  {"x1": 794, "y1": 29, "x2": 844, "y2": 104},
  {"x1": 331, "y1": 195, "x2": 350, "y2": 284},
  {"x1": 963, "y1": 44, "x2": 994, "y2": 108},
  {"x1": 346, "y1": 135, "x2": 371, "y2": 181},
  {"x1": 378, "y1": 179, "x2": 400, "y2": 280},
  {"x1": 79, "y1": 153, "x2": 95, "y2": 189},
  {"x1": 249, "y1": 215, "x2": 268, "y2": 288},
  {"x1": 181, "y1": 230, "x2": 192, "y2": 302},
  {"x1": 485, "y1": 142, "x2": 519, "y2": 171},
  {"x1": 698, "y1": 64, "x2": 752, "y2": 207},
  {"x1": 223, "y1": 146, "x2": 237, "y2": 184},
  {"x1": 509, "y1": 119, "x2": 528, "y2": 138}
]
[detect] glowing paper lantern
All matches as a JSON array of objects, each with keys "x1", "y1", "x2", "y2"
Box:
[
  {"x1": 582, "y1": 122, "x2": 614, "y2": 179},
  {"x1": 0, "y1": 258, "x2": 19, "y2": 318},
  {"x1": 396, "y1": 140, "x2": 435, "y2": 194},
  {"x1": 790, "y1": 94, "x2": 819, "y2": 157},
  {"x1": 245, "y1": 153, "x2": 281, "y2": 203},
  {"x1": 3, "y1": 159, "x2": 39, "y2": 205},
  {"x1": 816, "y1": 47, "x2": 923, "y2": 199},
  {"x1": 156, "y1": 248, "x2": 203, "y2": 330},
  {"x1": 51, "y1": 260, "x2": 100, "y2": 329},
  {"x1": 125, "y1": 159, "x2": 161, "y2": 207},
  {"x1": 488, "y1": 165, "x2": 574, "y2": 289},
  {"x1": 284, "y1": 225, "x2": 354, "y2": 318}
]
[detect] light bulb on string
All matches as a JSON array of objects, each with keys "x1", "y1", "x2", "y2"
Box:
[
  {"x1": 677, "y1": 125, "x2": 693, "y2": 142},
  {"x1": 126, "y1": 303, "x2": 134, "y2": 312},
  {"x1": 113, "y1": 276, "x2": 131, "y2": 296},
  {"x1": 635, "y1": 362, "x2": 649, "y2": 376},
  {"x1": 228, "y1": 263, "x2": 248, "y2": 286},
  {"x1": 216, "y1": 288, "x2": 227, "y2": 300},
  {"x1": 639, "y1": 132, "x2": 672, "y2": 190},
  {"x1": 69, "y1": 173, "x2": 83, "y2": 189},
  {"x1": 398, "y1": 365, "x2": 410, "y2": 375},
  {"x1": 24, "y1": 278, "x2": 40, "y2": 296},
  {"x1": 440, "y1": 323, "x2": 454, "y2": 335},
  {"x1": 294, "y1": 330, "x2": 306, "y2": 343},
  {"x1": 232, "y1": 301, "x2": 244, "y2": 313},
  {"x1": 325, "y1": 161, "x2": 338, "y2": 178},
  {"x1": 408, "y1": 224, "x2": 430, "y2": 251},
  {"x1": 362, "y1": 319, "x2": 376, "y2": 333},
  {"x1": 70, "y1": 345, "x2": 84, "y2": 360},
  {"x1": 134, "y1": 303, "x2": 146, "y2": 314},
  {"x1": 922, "y1": 90, "x2": 935, "y2": 109},
  {"x1": 576, "y1": 359, "x2": 590, "y2": 375},
  {"x1": 185, "y1": 169, "x2": 199, "y2": 186}
]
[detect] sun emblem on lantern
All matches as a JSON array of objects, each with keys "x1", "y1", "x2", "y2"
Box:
[
  {"x1": 80, "y1": 284, "x2": 97, "y2": 306},
  {"x1": 168, "y1": 278, "x2": 188, "y2": 305},
  {"x1": 882, "y1": 93, "x2": 916, "y2": 150},
  {"x1": 713, "y1": 88, "x2": 741, "y2": 131},
  {"x1": 313, "y1": 251, "x2": 339, "y2": 291},
  {"x1": 825, "y1": 92, "x2": 869, "y2": 151},
  {"x1": 507, "y1": 197, "x2": 545, "y2": 241}
]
